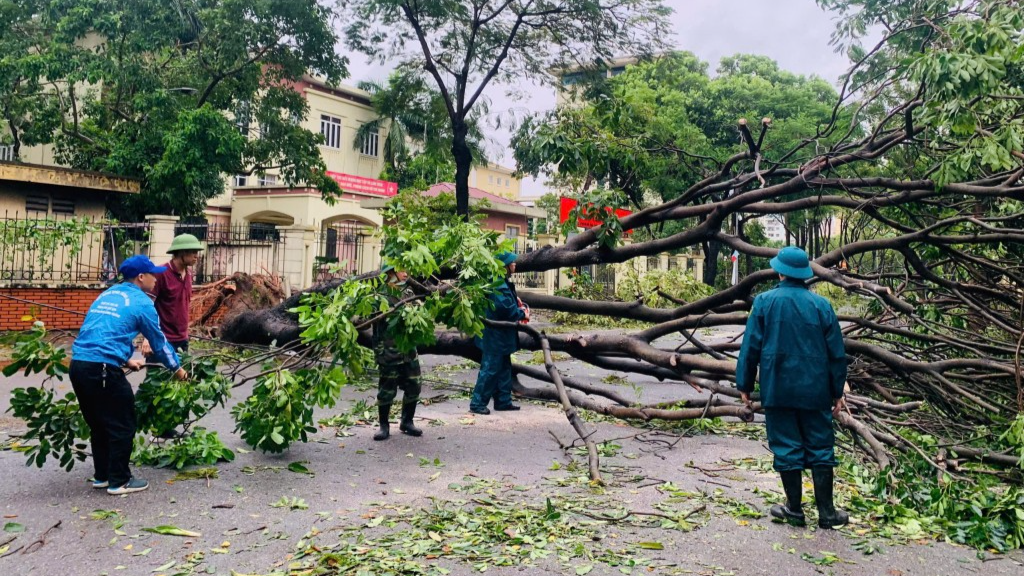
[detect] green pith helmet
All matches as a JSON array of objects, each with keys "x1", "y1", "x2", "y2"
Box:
[
  {"x1": 381, "y1": 263, "x2": 395, "y2": 273},
  {"x1": 167, "y1": 233, "x2": 204, "y2": 254}
]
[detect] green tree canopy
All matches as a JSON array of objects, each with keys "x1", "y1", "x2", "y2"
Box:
[
  {"x1": 514, "y1": 51, "x2": 845, "y2": 281},
  {"x1": 0, "y1": 0, "x2": 347, "y2": 219},
  {"x1": 356, "y1": 72, "x2": 489, "y2": 191},
  {"x1": 339, "y1": 0, "x2": 672, "y2": 217}
]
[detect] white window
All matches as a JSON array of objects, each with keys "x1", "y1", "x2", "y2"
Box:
[
  {"x1": 234, "y1": 175, "x2": 248, "y2": 187},
  {"x1": 235, "y1": 102, "x2": 250, "y2": 137},
  {"x1": 320, "y1": 114, "x2": 342, "y2": 148},
  {"x1": 258, "y1": 174, "x2": 278, "y2": 186},
  {"x1": 0, "y1": 144, "x2": 14, "y2": 162},
  {"x1": 505, "y1": 178, "x2": 510, "y2": 186},
  {"x1": 505, "y1": 225, "x2": 520, "y2": 238},
  {"x1": 360, "y1": 128, "x2": 379, "y2": 157},
  {"x1": 488, "y1": 175, "x2": 493, "y2": 183}
]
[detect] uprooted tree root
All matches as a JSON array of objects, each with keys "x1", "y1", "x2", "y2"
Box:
[{"x1": 189, "y1": 273, "x2": 287, "y2": 337}]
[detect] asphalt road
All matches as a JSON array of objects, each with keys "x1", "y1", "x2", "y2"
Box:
[{"x1": 1, "y1": 336, "x2": 1021, "y2": 576}]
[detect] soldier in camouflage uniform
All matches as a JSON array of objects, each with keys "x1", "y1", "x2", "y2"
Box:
[{"x1": 371, "y1": 266, "x2": 423, "y2": 441}]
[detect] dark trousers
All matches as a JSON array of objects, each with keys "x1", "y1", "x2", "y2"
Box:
[
  {"x1": 764, "y1": 408, "x2": 837, "y2": 472},
  {"x1": 70, "y1": 360, "x2": 137, "y2": 486},
  {"x1": 471, "y1": 353, "x2": 514, "y2": 410},
  {"x1": 170, "y1": 340, "x2": 189, "y2": 353}
]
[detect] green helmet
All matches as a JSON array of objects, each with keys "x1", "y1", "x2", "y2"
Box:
[{"x1": 167, "y1": 233, "x2": 204, "y2": 254}]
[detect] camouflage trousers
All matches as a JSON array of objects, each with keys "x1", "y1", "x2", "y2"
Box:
[{"x1": 377, "y1": 359, "x2": 422, "y2": 407}]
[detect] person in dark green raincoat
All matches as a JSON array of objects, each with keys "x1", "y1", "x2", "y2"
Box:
[
  {"x1": 371, "y1": 265, "x2": 422, "y2": 441},
  {"x1": 736, "y1": 246, "x2": 849, "y2": 529},
  {"x1": 470, "y1": 252, "x2": 528, "y2": 415}
]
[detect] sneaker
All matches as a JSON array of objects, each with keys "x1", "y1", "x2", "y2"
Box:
[
  {"x1": 90, "y1": 478, "x2": 109, "y2": 489},
  {"x1": 494, "y1": 404, "x2": 521, "y2": 411},
  {"x1": 469, "y1": 406, "x2": 491, "y2": 415},
  {"x1": 107, "y1": 477, "x2": 149, "y2": 495}
]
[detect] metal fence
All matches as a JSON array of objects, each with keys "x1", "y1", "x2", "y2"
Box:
[
  {"x1": 312, "y1": 221, "x2": 369, "y2": 283},
  {"x1": 509, "y1": 238, "x2": 545, "y2": 291},
  {"x1": 0, "y1": 213, "x2": 150, "y2": 285},
  {"x1": 174, "y1": 222, "x2": 284, "y2": 284}
]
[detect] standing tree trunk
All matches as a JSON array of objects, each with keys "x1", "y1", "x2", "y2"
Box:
[
  {"x1": 702, "y1": 240, "x2": 720, "y2": 286},
  {"x1": 452, "y1": 119, "x2": 472, "y2": 219}
]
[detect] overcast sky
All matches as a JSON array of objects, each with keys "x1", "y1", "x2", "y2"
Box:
[{"x1": 340, "y1": 0, "x2": 854, "y2": 197}]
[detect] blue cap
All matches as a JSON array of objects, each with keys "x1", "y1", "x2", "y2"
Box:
[
  {"x1": 497, "y1": 252, "x2": 517, "y2": 266},
  {"x1": 769, "y1": 246, "x2": 813, "y2": 279},
  {"x1": 119, "y1": 255, "x2": 167, "y2": 279}
]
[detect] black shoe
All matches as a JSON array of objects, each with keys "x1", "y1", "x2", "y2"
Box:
[
  {"x1": 469, "y1": 406, "x2": 490, "y2": 415},
  {"x1": 399, "y1": 402, "x2": 422, "y2": 437},
  {"x1": 771, "y1": 469, "x2": 807, "y2": 526},
  {"x1": 812, "y1": 467, "x2": 849, "y2": 529},
  {"x1": 494, "y1": 404, "x2": 521, "y2": 411},
  {"x1": 770, "y1": 504, "x2": 807, "y2": 526},
  {"x1": 373, "y1": 405, "x2": 390, "y2": 441}
]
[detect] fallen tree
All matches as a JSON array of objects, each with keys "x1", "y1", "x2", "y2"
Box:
[{"x1": 220, "y1": 1, "x2": 1024, "y2": 488}]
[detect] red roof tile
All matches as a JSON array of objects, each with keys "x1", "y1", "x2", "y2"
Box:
[{"x1": 424, "y1": 183, "x2": 521, "y2": 206}]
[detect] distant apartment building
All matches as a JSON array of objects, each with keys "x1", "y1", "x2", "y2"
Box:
[
  {"x1": 758, "y1": 214, "x2": 787, "y2": 243},
  {"x1": 469, "y1": 163, "x2": 521, "y2": 201},
  {"x1": 554, "y1": 55, "x2": 650, "y2": 107},
  {"x1": 756, "y1": 214, "x2": 842, "y2": 244}
]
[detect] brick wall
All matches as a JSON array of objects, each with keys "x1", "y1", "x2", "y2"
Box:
[
  {"x1": 0, "y1": 285, "x2": 228, "y2": 332},
  {"x1": 0, "y1": 286, "x2": 104, "y2": 331}
]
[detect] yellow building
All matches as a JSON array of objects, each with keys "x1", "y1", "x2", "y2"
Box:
[
  {"x1": 208, "y1": 75, "x2": 391, "y2": 233},
  {"x1": 468, "y1": 163, "x2": 521, "y2": 201}
]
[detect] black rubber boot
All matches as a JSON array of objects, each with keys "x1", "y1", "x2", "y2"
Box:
[
  {"x1": 770, "y1": 469, "x2": 807, "y2": 527},
  {"x1": 373, "y1": 405, "x2": 390, "y2": 441},
  {"x1": 399, "y1": 402, "x2": 422, "y2": 437},
  {"x1": 812, "y1": 467, "x2": 849, "y2": 529}
]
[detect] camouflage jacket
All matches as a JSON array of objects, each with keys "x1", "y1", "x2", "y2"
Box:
[{"x1": 371, "y1": 288, "x2": 418, "y2": 367}]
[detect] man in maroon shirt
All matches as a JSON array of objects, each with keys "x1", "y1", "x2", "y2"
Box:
[{"x1": 141, "y1": 234, "x2": 203, "y2": 355}]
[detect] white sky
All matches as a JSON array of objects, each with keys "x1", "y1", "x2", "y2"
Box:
[{"x1": 340, "y1": 0, "x2": 853, "y2": 198}]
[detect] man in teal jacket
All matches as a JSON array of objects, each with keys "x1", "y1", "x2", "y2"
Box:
[
  {"x1": 736, "y1": 246, "x2": 849, "y2": 529},
  {"x1": 470, "y1": 252, "x2": 527, "y2": 415}
]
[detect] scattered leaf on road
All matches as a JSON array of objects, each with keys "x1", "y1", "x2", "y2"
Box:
[{"x1": 141, "y1": 525, "x2": 201, "y2": 538}]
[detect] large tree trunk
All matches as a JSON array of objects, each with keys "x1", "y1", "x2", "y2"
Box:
[
  {"x1": 452, "y1": 119, "x2": 472, "y2": 219},
  {"x1": 702, "y1": 240, "x2": 720, "y2": 286}
]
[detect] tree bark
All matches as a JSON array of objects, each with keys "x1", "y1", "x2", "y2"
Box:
[{"x1": 452, "y1": 119, "x2": 472, "y2": 220}]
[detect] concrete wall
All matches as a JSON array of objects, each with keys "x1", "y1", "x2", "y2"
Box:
[
  {"x1": 0, "y1": 181, "x2": 107, "y2": 219},
  {"x1": 483, "y1": 211, "x2": 529, "y2": 238},
  {"x1": 231, "y1": 188, "x2": 383, "y2": 229}
]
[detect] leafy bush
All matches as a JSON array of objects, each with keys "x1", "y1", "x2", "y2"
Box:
[
  {"x1": 231, "y1": 367, "x2": 346, "y2": 453},
  {"x1": 552, "y1": 267, "x2": 713, "y2": 328},
  {"x1": 8, "y1": 386, "x2": 89, "y2": 470},
  {"x1": 135, "y1": 355, "x2": 230, "y2": 437},
  {"x1": 133, "y1": 428, "x2": 235, "y2": 469},
  {"x1": 615, "y1": 268, "x2": 714, "y2": 308},
  {"x1": 3, "y1": 327, "x2": 235, "y2": 470},
  {"x1": 839, "y1": 426, "x2": 1024, "y2": 552}
]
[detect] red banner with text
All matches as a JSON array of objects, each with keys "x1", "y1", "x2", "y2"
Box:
[{"x1": 326, "y1": 171, "x2": 398, "y2": 197}]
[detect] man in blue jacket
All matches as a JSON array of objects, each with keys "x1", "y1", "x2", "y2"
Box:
[
  {"x1": 736, "y1": 246, "x2": 849, "y2": 529},
  {"x1": 470, "y1": 252, "x2": 528, "y2": 415},
  {"x1": 71, "y1": 255, "x2": 188, "y2": 495}
]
